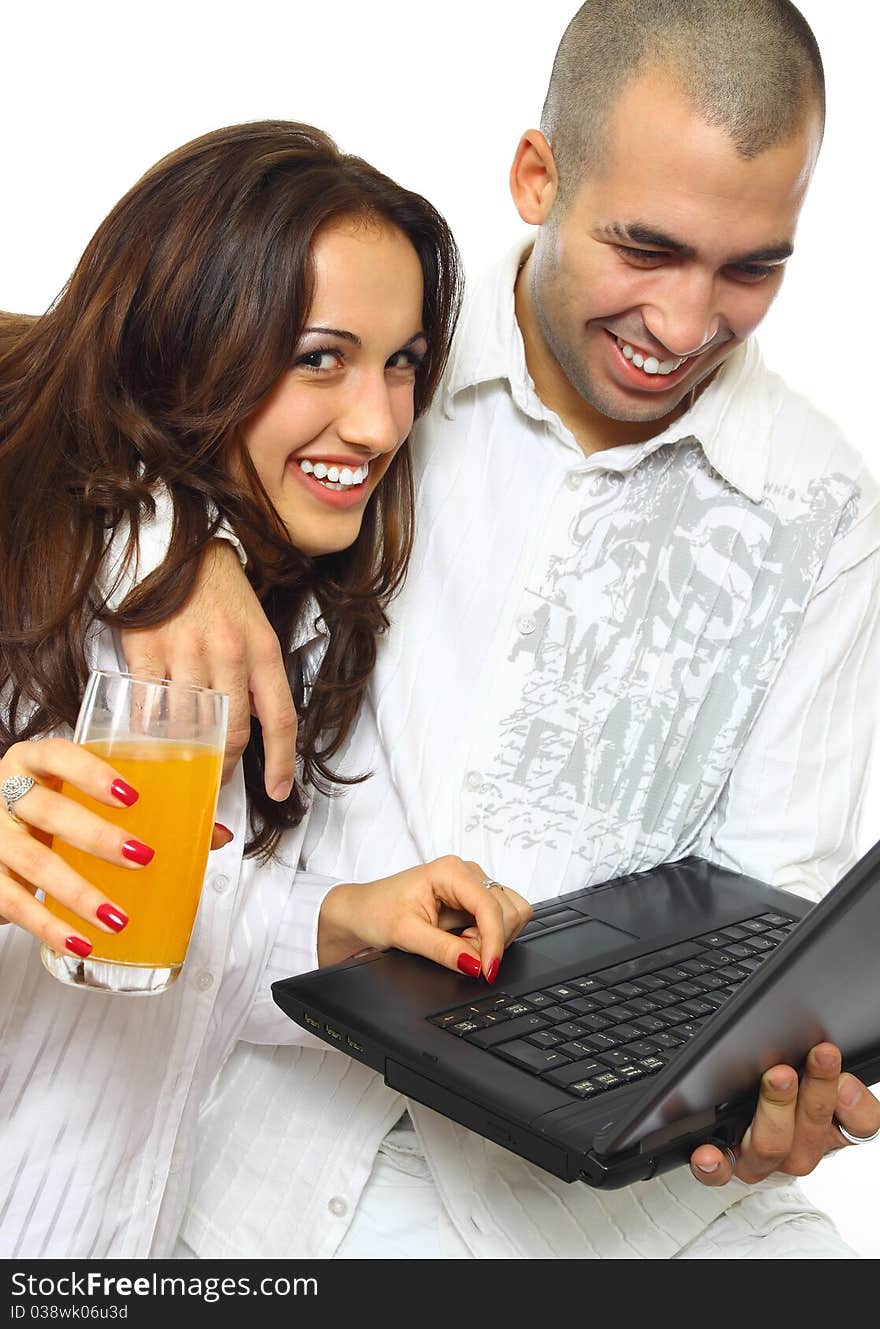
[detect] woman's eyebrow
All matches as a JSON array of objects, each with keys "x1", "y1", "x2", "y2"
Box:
[{"x1": 301, "y1": 328, "x2": 427, "y2": 346}]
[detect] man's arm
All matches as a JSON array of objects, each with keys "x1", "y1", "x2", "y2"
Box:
[
  {"x1": 115, "y1": 529, "x2": 296, "y2": 801},
  {"x1": 692, "y1": 536, "x2": 880, "y2": 1184}
]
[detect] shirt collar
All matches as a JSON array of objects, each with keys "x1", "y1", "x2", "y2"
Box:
[
  {"x1": 290, "y1": 592, "x2": 327, "y2": 655},
  {"x1": 442, "y1": 235, "x2": 772, "y2": 503}
]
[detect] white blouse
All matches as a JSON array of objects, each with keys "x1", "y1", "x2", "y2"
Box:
[{"x1": 0, "y1": 595, "x2": 336, "y2": 1259}]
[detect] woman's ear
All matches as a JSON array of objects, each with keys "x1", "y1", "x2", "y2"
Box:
[{"x1": 509, "y1": 129, "x2": 559, "y2": 225}]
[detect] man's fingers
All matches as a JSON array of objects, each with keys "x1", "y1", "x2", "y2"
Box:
[
  {"x1": 787, "y1": 1043, "x2": 841, "y2": 1173},
  {"x1": 247, "y1": 632, "x2": 298, "y2": 801},
  {"x1": 690, "y1": 1143, "x2": 738, "y2": 1187},
  {"x1": 834, "y1": 1073, "x2": 880, "y2": 1146},
  {"x1": 119, "y1": 629, "x2": 169, "y2": 682},
  {"x1": 736, "y1": 1064, "x2": 799, "y2": 1182}
]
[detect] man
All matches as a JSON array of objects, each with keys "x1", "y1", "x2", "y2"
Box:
[{"x1": 127, "y1": 1, "x2": 880, "y2": 1257}]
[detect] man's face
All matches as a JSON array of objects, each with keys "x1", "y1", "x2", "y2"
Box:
[{"x1": 521, "y1": 67, "x2": 822, "y2": 441}]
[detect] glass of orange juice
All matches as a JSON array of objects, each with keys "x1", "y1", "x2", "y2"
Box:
[{"x1": 41, "y1": 670, "x2": 228, "y2": 995}]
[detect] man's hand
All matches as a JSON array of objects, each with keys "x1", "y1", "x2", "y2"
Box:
[
  {"x1": 121, "y1": 541, "x2": 295, "y2": 797},
  {"x1": 690, "y1": 1042, "x2": 880, "y2": 1185}
]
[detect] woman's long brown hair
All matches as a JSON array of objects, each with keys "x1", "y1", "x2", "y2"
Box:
[{"x1": 0, "y1": 121, "x2": 462, "y2": 856}]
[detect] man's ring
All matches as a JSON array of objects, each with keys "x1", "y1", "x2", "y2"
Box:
[
  {"x1": 1, "y1": 774, "x2": 36, "y2": 823},
  {"x1": 833, "y1": 1118, "x2": 880, "y2": 1146},
  {"x1": 482, "y1": 878, "x2": 503, "y2": 892}
]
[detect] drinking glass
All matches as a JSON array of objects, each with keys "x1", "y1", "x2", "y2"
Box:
[{"x1": 41, "y1": 670, "x2": 227, "y2": 994}]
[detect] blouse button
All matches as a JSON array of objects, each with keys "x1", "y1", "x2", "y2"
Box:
[
  {"x1": 195, "y1": 970, "x2": 215, "y2": 992},
  {"x1": 566, "y1": 471, "x2": 585, "y2": 490},
  {"x1": 517, "y1": 614, "x2": 537, "y2": 636},
  {"x1": 328, "y1": 1196, "x2": 348, "y2": 1217},
  {"x1": 465, "y1": 770, "x2": 483, "y2": 792},
  {"x1": 212, "y1": 874, "x2": 230, "y2": 894}
]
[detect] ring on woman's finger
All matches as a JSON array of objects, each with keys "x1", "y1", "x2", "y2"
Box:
[
  {"x1": 1, "y1": 774, "x2": 37, "y2": 824},
  {"x1": 833, "y1": 1117, "x2": 880, "y2": 1146},
  {"x1": 481, "y1": 878, "x2": 503, "y2": 893}
]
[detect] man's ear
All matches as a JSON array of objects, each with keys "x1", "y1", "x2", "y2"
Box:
[{"x1": 509, "y1": 129, "x2": 559, "y2": 225}]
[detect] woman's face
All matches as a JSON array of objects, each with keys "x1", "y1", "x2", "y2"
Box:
[{"x1": 242, "y1": 217, "x2": 427, "y2": 557}]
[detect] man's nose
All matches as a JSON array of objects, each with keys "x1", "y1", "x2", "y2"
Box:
[
  {"x1": 642, "y1": 269, "x2": 722, "y2": 359},
  {"x1": 337, "y1": 374, "x2": 401, "y2": 454}
]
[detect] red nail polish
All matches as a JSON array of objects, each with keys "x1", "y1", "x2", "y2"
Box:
[
  {"x1": 66, "y1": 936, "x2": 92, "y2": 958},
  {"x1": 122, "y1": 839, "x2": 154, "y2": 866},
  {"x1": 457, "y1": 952, "x2": 481, "y2": 978},
  {"x1": 96, "y1": 903, "x2": 129, "y2": 932},
  {"x1": 485, "y1": 957, "x2": 500, "y2": 985},
  {"x1": 110, "y1": 779, "x2": 139, "y2": 806},
  {"x1": 214, "y1": 823, "x2": 234, "y2": 840}
]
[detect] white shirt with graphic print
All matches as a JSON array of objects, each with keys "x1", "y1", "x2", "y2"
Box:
[{"x1": 182, "y1": 239, "x2": 880, "y2": 1260}]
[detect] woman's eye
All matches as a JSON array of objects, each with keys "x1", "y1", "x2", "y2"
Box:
[
  {"x1": 386, "y1": 349, "x2": 424, "y2": 373},
  {"x1": 295, "y1": 349, "x2": 342, "y2": 372}
]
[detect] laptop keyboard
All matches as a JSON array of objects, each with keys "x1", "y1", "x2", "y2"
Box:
[{"x1": 429, "y1": 910, "x2": 798, "y2": 1101}]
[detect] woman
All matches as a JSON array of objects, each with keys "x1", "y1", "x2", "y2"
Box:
[{"x1": 0, "y1": 121, "x2": 531, "y2": 1258}]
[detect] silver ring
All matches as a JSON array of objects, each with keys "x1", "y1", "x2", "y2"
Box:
[
  {"x1": 482, "y1": 878, "x2": 503, "y2": 892},
  {"x1": 722, "y1": 1146, "x2": 737, "y2": 1172},
  {"x1": 833, "y1": 1118, "x2": 880, "y2": 1147},
  {"x1": 1, "y1": 774, "x2": 36, "y2": 823}
]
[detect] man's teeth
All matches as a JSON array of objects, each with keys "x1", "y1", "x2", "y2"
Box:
[
  {"x1": 298, "y1": 460, "x2": 369, "y2": 490},
  {"x1": 616, "y1": 338, "x2": 684, "y2": 376}
]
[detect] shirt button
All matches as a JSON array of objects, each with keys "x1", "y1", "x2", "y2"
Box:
[
  {"x1": 517, "y1": 614, "x2": 537, "y2": 636},
  {"x1": 328, "y1": 1196, "x2": 348, "y2": 1217},
  {"x1": 195, "y1": 970, "x2": 214, "y2": 992},
  {"x1": 566, "y1": 470, "x2": 585, "y2": 490},
  {"x1": 212, "y1": 874, "x2": 230, "y2": 894},
  {"x1": 465, "y1": 770, "x2": 483, "y2": 792}
]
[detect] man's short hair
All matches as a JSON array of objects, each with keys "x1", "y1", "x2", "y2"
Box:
[{"x1": 542, "y1": 0, "x2": 825, "y2": 202}]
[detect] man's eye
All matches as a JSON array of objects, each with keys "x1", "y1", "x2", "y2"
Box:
[
  {"x1": 616, "y1": 246, "x2": 667, "y2": 265},
  {"x1": 726, "y1": 264, "x2": 780, "y2": 284}
]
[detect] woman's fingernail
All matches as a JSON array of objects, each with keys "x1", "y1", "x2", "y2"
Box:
[
  {"x1": 96, "y1": 903, "x2": 129, "y2": 933},
  {"x1": 457, "y1": 952, "x2": 481, "y2": 978},
  {"x1": 769, "y1": 1069, "x2": 796, "y2": 1092},
  {"x1": 65, "y1": 936, "x2": 93, "y2": 958},
  {"x1": 695, "y1": 1160, "x2": 720, "y2": 1173},
  {"x1": 122, "y1": 839, "x2": 155, "y2": 866},
  {"x1": 214, "y1": 823, "x2": 234, "y2": 840},
  {"x1": 838, "y1": 1074, "x2": 862, "y2": 1109},
  {"x1": 485, "y1": 957, "x2": 500, "y2": 985},
  {"x1": 270, "y1": 781, "x2": 293, "y2": 802},
  {"x1": 110, "y1": 779, "x2": 139, "y2": 806}
]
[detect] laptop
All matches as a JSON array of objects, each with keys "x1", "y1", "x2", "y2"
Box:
[{"x1": 272, "y1": 841, "x2": 880, "y2": 1188}]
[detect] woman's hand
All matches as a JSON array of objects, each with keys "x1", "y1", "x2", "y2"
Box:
[
  {"x1": 0, "y1": 738, "x2": 157, "y2": 955},
  {"x1": 318, "y1": 856, "x2": 532, "y2": 982}
]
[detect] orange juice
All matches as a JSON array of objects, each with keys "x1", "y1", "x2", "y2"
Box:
[{"x1": 46, "y1": 739, "x2": 223, "y2": 966}]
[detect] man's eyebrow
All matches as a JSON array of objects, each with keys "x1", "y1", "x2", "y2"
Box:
[
  {"x1": 301, "y1": 327, "x2": 428, "y2": 347},
  {"x1": 598, "y1": 222, "x2": 794, "y2": 265}
]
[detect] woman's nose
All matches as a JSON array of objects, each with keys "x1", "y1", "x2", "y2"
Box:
[{"x1": 337, "y1": 375, "x2": 401, "y2": 454}]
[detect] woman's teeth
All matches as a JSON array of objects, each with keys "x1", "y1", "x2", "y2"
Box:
[
  {"x1": 298, "y1": 459, "x2": 369, "y2": 491},
  {"x1": 616, "y1": 337, "x2": 685, "y2": 376}
]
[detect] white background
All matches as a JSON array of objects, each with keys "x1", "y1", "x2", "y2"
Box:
[{"x1": 2, "y1": 0, "x2": 877, "y2": 1257}]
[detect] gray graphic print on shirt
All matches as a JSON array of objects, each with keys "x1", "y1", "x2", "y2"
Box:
[{"x1": 473, "y1": 441, "x2": 858, "y2": 881}]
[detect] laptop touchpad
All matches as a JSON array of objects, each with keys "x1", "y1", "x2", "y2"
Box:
[{"x1": 522, "y1": 918, "x2": 638, "y2": 967}]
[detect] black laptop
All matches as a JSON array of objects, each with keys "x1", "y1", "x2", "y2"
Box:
[{"x1": 272, "y1": 841, "x2": 880, "y2": 1188}]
